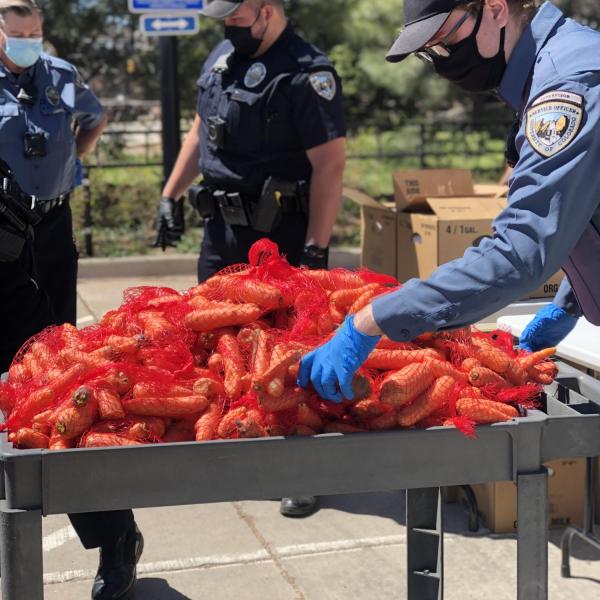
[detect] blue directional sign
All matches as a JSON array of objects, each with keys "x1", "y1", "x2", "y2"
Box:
[
  {"x1": 140, "y1": 14, "x2": 200, "y2": 36},
  {"x1": 129, "y1": 0, "x2": 203, "y2": 13}
]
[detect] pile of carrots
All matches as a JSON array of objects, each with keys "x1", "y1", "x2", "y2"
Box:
[{"x1": 0, "y1": 240, "x2": 557, "y2": 450}]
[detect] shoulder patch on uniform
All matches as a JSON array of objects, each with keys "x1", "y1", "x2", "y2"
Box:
[
  {"x1": 525, "y1": 91, "x2": 584, "y2": 158},
  {"x1": 244, "y1": 62, "x2": 267, "y2": 88},
  {"x1": 309, "y1": 71, "x2": 336, "y2": 101}
]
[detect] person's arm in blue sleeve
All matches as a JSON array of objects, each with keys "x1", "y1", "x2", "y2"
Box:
[
  {"x1": 299, "y1": 78, "x2": 600, "y2": 401},
  {"x1": 72, "y1": 69, "x2": 107, "y2": 158},
  {"x1": 519, "y1": 277, "x2": 581, "y2": 352},
  {"x1": 372, "y1": 78, "x2": 600, "y2": 342}
]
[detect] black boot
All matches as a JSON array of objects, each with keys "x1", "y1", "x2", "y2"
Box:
[
  {"x1": 280, "y1": 496, "x2": 318, "y2": 518},
  {"x1": 91, "y1": 524, "x2": 144, "y2": 600}
]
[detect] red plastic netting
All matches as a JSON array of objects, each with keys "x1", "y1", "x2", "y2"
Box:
[{"x1": 0, "y1": 239, "x2": 557, "y2": 450}]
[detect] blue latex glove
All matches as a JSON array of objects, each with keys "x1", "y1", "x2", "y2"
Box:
[
  {"x1": 74, "y1": 159, "x2": 83, "y2": 187},
  {"x1": 298, "y1": 316, "x2": 381, "y2": 403},
  {"x1": 519, "y1": 302, "x2": 579, "y2": 352}
]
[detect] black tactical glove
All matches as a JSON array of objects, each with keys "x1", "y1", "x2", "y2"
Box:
[
  {"x1": 153, "y1": 197, "x2": 185, "y2": 251},
  {"x1": 300, "y1": 244, "x2": 329, "y2": 270}
]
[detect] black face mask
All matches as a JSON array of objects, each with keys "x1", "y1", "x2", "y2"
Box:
[
  {"x1": 224, "y1": 7, "x2": 268, "y2": 57},
  {"x1": 432, "y1": 7, "x2": 507, "y2": 93}
]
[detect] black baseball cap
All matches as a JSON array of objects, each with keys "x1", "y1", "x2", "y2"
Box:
[
  {"x1": 200, "y1": 0, "x2": 243, "y2": 19},
  {"x1": 386, "y1": 0, "x2": 463, "y2": 63}
]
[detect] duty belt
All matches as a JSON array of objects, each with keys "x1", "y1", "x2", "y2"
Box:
[{"x1": 35, "y1": 193, "x2": 69, "y2": 215}]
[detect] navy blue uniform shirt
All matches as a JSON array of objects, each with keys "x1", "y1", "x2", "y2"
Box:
[
  {"x1": 373, "y1": 1, "x2": 600, "y2": 339},
  {"x1": 0, "y1": 53, "x2": 103, "y2": 200},
  {"x1": 196, "y1": 23, "x2": 346, "y2": 197}
]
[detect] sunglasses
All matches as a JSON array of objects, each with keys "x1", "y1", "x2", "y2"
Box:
[{"x1": 415, "y1": 9, "x2": 473, "y2": 64}]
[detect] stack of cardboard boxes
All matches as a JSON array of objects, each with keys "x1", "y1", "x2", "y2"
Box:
[{"x1": 350, "y1": 168, "x2": 563, "y2": 299}]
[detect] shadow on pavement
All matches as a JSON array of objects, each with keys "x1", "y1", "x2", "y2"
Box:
[{"x1": 134, "y1": 577, "x2": 194, "y2": 599}]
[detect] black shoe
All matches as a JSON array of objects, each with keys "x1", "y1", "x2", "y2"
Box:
[
  {"x1": 91, "y1": 524, "x2": 144, "y2": 600},
  {"x1": 280, "y1": 496, "x2": 318, "y2": 518}
]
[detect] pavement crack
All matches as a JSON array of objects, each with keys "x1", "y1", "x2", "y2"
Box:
[{"x1": 232, "y1": 502, "x2": 306, "y2": 600}]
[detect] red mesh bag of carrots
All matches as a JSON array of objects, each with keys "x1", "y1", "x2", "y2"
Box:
[{"x1": 1, "y1": 239, "x2": 558, "y2": 449}]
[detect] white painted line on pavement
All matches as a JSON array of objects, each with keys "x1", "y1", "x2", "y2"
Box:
[
  {"x1": 43, "y1": 525, "x2": 78, "y2": 553},
  {"x1": 44, "y1": 533, "x2": 438, "y2": 585},
  {"x1": 76, "y1": 315, "x2": 95, "y2": 327}
]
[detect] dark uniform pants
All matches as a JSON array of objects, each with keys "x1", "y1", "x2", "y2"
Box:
[
  {"x1": 198, "y1": 211, "x2": 308, "y2": 282},
  {"x1": 0, "y1": 200, "x2": 133, "y2": 550}
]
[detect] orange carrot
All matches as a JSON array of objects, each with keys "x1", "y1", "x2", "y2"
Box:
[
  {"x1": 237, "y1": 409, "x2": 267, "y2": 438},
  {"x1": 193, "y1": 377, "x2": 225, "y2": 398},
  {"x1": 380, "y1": 363, "x2": 435, "y2": 407},
  {"x1": 138, "y1": 311, "x2": 177, "y2": 339},
  {"x1": 123, "y1": 395, "x2": 209, "y2": 418},
  {"x1": 461, "y1": 357, "x2": 481, "y2": 371},
  {"x1": 207, "y1": 353, "x2": 224, "y2": 377},
  {"x1": 517, "y1": 348, "x2": 557, "y2": 370},
  {"x1": 82, "y1": 433, "x2": 144, "y2": 448},
  {"x1": 8, "y1": 362, "x2": 30, "y2": 384},
  {"x1": 364, "y1": 348, "x2": 440, "y2": 370},
  {"x1": 297, "y1": 402, "x2": 323, "y2": 431},
  {"x1": 348, "y1": 288, "x2": 378, "y2": 315},
  {"x1": 350, "y1": 398, "x2": 389, "y2": 420},
  {"x1": 195, "y1": 402, "x2": 222, "y2": 441},
  {"x1": 456, "y1": 397, "x2": 519, "y2": 424},
  {"x1": 258, "y1": 387, "x2": 307, "y2": 412},
  {"x1": 425, "y1": 358, "x2": 469, "y2": 382},
  {"x1": 15, "y1": 427, "x2": 49, "y2": 449},
  {"x1": 128, "y1": 417, "x2": 167, "y2": 441},
  {"x1": 366, "y1": 411, "x2": 398, "y2": 431},
  {"x1": 54, "y1": 387, "x2": 99, "y2": 438},
  {"x1": 303, "y1": 269, "x2": 366, "y2": 291},
  {"x1": 468, "y1": 366, "x2": 510, "y2": 389},
  {"x1": 96, "y1": 388, "x2": 126, "y2": 420},
  {"x1": 217, "y1": 331, "x2": 245, "y2": 401},
  {"x1": 185, "y1": 304, "x2": 263, "y2": 331},
  {"x1": 105, "y1": 335, "x2": 143, "y2": 355},
  {"x1": 469, "y1": 337, "x2": 512, "y2": 373},
  {"x1": 48, "y1": 434, "x2": 74, "y2": 450},
  {"x1": 457, "y1": 385, "x2": 483, "y2": 399},
  {"x1": 253, "y1": 346, "x2": 303, "y2": 397},
  {"x1": 147, "y1": 294, "x2": 183, "y2": 307},
  {"x1": 59, "y1": 348, "x2": 112, "y2": 370},
  {"x1": 132, "y1": 382, "x2": 192, "y2": 399},
  {"x1": 95, "y1": 370, "x2": 132, "y2": 396},
  {"x1": 397, "y1": 376, "x2": 456, "y2": 427},
  {"x1": 331, "y1": 284, "x2": 379, "y2": 309},
  {"x1": 217, "y1": 406, "x2": 248, "y2": 438}
]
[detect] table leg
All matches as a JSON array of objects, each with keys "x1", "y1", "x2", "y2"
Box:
[
  {"x1": 0, "y1": 501, "x2": 44, "y2": 600},
  {"x1": 517, "y1": 470, "x2": 548, "y2": 600}
]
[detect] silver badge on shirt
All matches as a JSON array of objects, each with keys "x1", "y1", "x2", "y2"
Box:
[
  {"x1": 309, "y1": 71, "x2": 336, "y2": 101},
  {"x1": 244, "y1": 62, "x2": 267, "y2": 89},
  {"x1": 45, "y1": 85, "x2": 60, "y2": 106}
]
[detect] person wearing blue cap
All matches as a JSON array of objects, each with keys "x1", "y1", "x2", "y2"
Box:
[
  {"x1": 156, "y1": 0, "x2": 347, "y2": 519},
  {"x1": 298, "y1": 0, "x2": 600, "y2": 402}
]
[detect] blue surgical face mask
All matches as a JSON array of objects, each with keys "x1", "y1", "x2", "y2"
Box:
[{"x1": 5, "y1": 37, "x2": 43, "y2": 68}]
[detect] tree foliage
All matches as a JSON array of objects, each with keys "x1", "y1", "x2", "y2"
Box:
[{"x1": 39, "y1": 0, "x2": 600, "y2": 126}]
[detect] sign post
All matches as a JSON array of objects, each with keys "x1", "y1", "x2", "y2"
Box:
[{"x1": 129, "y1": 0, "x2": 203, "y2": 182}]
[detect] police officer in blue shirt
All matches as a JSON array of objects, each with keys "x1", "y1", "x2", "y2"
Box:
[
  {"x1": 298, "y1": 1, "x2": 600, "y2": 402},
  {"x1": 156, "y1": 0, "x2": 347, "y2": 517},
  {"x1": 0, "y1": 0, "x2": 107, "y2": 370},
  {"x1": 0, "y1": 3, "x2": 139, "y2": 600}
]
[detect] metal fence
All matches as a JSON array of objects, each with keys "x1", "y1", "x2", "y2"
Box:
[{"x1": 77, "y1": 119, "x2": 511, "y2": 256}]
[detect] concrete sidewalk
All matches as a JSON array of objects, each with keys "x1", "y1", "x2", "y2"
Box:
[{"x1": 32, "y1": 262, "x2": 600, "y2": 599}]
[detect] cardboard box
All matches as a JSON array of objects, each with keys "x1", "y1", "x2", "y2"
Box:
[
  {"x1": 345, "y1": 187, "x2": 397, "y2": 279},
  {"x1": 469, "y1": 459, "x2": 585, "y2": 533},
  {"x1": 350, "y1": 169, "x2": 562, "y2": 299}
]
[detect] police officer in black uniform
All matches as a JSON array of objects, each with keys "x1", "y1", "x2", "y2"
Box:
[{"x1": 156, "y1": 0, "x2": 347, "y2": 518}]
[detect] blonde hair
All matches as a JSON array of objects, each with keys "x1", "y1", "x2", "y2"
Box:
[{"x1": 0, "y1": 0, "x2": 42, "y2": 29}]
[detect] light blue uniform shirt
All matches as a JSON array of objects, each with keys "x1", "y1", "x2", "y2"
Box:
[
  {"x1": 373, "y1": 1, "x2": 600, "y2": 340},
  {"x1": 0, "y1": 52, "x2": 103, "y2": 200}
]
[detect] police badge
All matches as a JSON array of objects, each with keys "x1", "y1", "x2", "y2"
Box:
[
  {"x1": 45, "y1": 85, "x2": 60, "y2": 106},
  {"x1": 244, "y1": 62, "x2": 267, "y2": 89},
  {"x1": 525, "y1": 91, "x2": 584, "y2": 158},
  {"x1": 309, "y1": 71, "x2": 336, "y2": 101}
]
